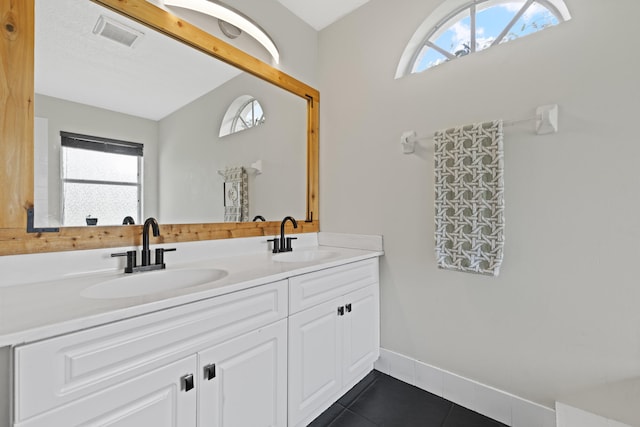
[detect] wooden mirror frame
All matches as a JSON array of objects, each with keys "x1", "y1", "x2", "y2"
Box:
[{"x1": 0, "y1": 0, "x2": 319, "y2": 256}]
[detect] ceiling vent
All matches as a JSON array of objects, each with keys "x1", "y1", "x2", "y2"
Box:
[{"x1": 93, "y1": 15, "x2": 144, "y2": 48}]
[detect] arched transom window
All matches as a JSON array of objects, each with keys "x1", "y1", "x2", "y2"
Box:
[
  {"x1": 219, "y1": 95, "x2": 266, "y2": 137},
  {"x1": 396, "y1": 0, "x2": 571, "y2": 78}
]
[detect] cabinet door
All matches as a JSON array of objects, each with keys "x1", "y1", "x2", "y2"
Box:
[
  {"x1": 15, "y1": 356, "x2": 197, "y2": 427},
  {"x1": 198, "y1": 319, "x2": 287, "y2": 427},
  {"x1": 342, "y1": 284, "x2": 380, "y2": 387},
  {"x1": 14, "y1": 280, "x2": 287, "y2": 422},
  {"x1": 288, "y1": 298, "x2": 343, "y2": 427}
]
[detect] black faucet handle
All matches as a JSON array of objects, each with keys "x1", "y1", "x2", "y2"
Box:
[
  {"x1": 267, "y1": 238, "x2": 280, "y2": 254},
  {"x1": 285, "y1": 237, "x2": 297, "y2": 252},
  {"x1": 155, "y1": 248, "x2": 176, "y2": 266},
  {"x1": 111, "y1": 250, "x2": 136, "y2": 273}
]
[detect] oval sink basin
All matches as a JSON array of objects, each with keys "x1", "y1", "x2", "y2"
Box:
[
  {"x1": 272, "y1": 249, "x2": 337, "y2": 263},
  {"x1": 82, "y1": 268, "x2": 228, "y2": 299}
]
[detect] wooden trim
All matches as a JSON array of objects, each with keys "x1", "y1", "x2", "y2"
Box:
[
  {"x1": 307, "y1": 96, "x2": 319, "y2": 221},
  {"x1": 0, "y1": 0, "x2": 319, "y2": 256},
  {"x1": 0, "y1": 0, "x2": 34, "y2": 229},
  {"x1": 0, "y1": 221, "x2": 319, "y2": 256},
  {"x1": 92, "y1": 0, "x2": 319, "y2": 101}
]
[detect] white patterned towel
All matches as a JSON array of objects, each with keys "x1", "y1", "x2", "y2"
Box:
[
  {"x1": 222, "y1": 166, "x2": 249, "y2": 222},
  {"x1": 434, "y1": 120, "x2": 505, "y2": 276}
]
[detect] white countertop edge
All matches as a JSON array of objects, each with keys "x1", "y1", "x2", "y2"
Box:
[{"x1": 0, "y1": 248, "x2": 383, "y2": 347}]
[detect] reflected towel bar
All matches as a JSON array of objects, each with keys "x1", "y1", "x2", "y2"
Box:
[{"x1": 217, "y1": 160, "x2": 263, "y2": 176}]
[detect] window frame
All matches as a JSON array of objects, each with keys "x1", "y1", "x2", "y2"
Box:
[
  {"x1": 59, "y1": 131, "x2": 143, "y2": 226},
  {"x1": 231, "y1": 98, "x2": 265, "y2": 134},
  {"x1": 219, "y1": 95, "x2": 266, "y2": 137},
  {"x1": 395, "y1": 0, "x2": 571, "y2": 78}
]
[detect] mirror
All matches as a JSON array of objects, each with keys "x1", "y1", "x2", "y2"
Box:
[
  {"x1": 34, "y1": 0, "x2": 307, "y2": 227},
  {"x1": 0, "y1": 0, "x2": 319, "y2": 255}
]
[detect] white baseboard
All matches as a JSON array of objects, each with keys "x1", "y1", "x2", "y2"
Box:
[
  {"x1": 374, "y1": 348, "x2": 556, "y2": 427},
  {"x1": 555, "y1": 403, "x2": 632, "y2": 427}
]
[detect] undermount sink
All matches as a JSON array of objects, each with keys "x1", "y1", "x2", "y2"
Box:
[
  {"x1": 81, "y1": 268, "x2": 228, "y2": 299},
  {"x1": 272, "y1": 249, "x2": 337, "y2": 263}
]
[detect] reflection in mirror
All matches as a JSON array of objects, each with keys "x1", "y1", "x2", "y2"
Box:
[
  {"x1": 219, "y1": 95, "x2": 266, "y2": 137},
  {"x1": 60, "y1": 131, "x2": 143, "y2": 227},
  {"x1": 34, "y1": 0, "x2": 307, "y2": 228}
]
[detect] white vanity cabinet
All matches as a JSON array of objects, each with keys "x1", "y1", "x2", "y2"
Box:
[
  {"x1": 10, "y1": 254, "x2": 381, "y2": 427},
  {"x1": 287, "y1": 259, "x2": 380, "y2": 427},
  {"x1": 198, "y1": 319, "x2": 287, "y2": 427},
  {"x1": 12, "y1": 280, "x2": 288, "y2": 427}
]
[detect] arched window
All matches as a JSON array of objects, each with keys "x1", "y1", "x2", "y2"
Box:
[
  {"x1": 395, "y1": 0, "x2": 571, "y2": 78},
  {"x1": 219, "y1": 95, "x2": 266, "y2": 137}
]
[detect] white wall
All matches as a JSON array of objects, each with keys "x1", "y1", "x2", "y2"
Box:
[
  {"x1": 34, "y1": 94, "x2": 160, "y2": 226},
  {"x1": 158, "y1": 73, "x2": 307, "y2": 223},
  {"x1": 318, "y1": 0, "x2": 640, "y2": 408}
]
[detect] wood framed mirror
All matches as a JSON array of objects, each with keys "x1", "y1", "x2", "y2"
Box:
[{"x1": 0, "y1": 0, "x2": 319, "y2": 256}]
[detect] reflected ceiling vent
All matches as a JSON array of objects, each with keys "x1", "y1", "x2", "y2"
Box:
[{"x1": 93, "y1": 15, "x2": 144, "y2": 48}]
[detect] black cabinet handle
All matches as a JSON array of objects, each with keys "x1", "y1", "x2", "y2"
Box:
[
  {"x1": 183, "y1": 374, "x2": 194, "y2": 392},
  {"x1": 337, "y1": 306, "x2": 345, "y2": 316},
  {"x1": 204, "y1": 363, "x2": 216, "y2": 380},
  {"x1": 345, "y1": 303, "x2": 352, "y2": 313}
]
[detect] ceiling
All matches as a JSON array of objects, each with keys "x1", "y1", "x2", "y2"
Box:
[
  {"x1": 35, "y1": 0, "x2": 370, "y2": 121},
  {"x1": 275, "y1": 0, "x2": 371, "y2": 31},
  {"x1": 36, "y1": 0, "x2": 241, "y2": 121}
]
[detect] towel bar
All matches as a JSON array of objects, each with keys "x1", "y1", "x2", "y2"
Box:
[{"x1": 400, "y1": 104, "x2": 558, "y2": 154}]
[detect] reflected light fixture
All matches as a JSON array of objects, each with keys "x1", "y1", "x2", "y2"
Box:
[{"x1": 163, "y1": 0, "x2": 280, "y2": 63}]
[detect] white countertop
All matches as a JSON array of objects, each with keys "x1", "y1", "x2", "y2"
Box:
[{"x1": 0, "y1": 237, "x2": 382, "y2": 347}]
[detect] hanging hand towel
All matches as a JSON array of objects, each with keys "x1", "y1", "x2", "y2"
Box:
[
  {"x1": 222, "y1": 166, "x2": 249, "y2": 222},
  {"x1": 434, "y1": 120, "x2": 505, "y2": 276}
]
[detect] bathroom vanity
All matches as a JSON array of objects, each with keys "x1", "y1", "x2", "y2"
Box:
[{"x1": 0, "y1": 234, "x2": 382, "y2": 427}]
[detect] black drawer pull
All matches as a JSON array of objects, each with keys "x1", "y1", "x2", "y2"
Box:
[
  {"x1": 204, "y1": 364, "x2": 216, "y2": 380},
  {"x1": 183, "y1": 374, "x2": 194, "y2": 392},
  {"x1": 337, "y1": 306, "x2": 345, "y2": 316},
  {"x1": 345, "y1": 303, "x2": 352, "y2": 313}
]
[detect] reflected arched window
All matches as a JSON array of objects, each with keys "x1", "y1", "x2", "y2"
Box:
[
  {"x1": 219, "y1": 95, "x2": 266, "y2": 137},
  {"x1": 395, "y1": 0, "x2": 571, "y2": 78}
]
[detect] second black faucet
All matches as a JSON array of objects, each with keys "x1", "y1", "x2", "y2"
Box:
[{"x1": 269, "y1": 216, "x2": 298, "y2": 253}]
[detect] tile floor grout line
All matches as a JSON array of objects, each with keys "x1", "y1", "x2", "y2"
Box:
[
  {"x1": 440, "y1": 401, "x2": 456, "y2": 427},
  {"x1": 345, "y1": 406, "x2": 381, "y2": 426}
]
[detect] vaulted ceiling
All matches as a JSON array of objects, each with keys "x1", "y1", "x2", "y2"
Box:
[
  {"x1": 35, "y1": 0, "x2": 370, "y2": 120},
  {"x1": 275, "y1": 0, "x2": 370, "y2": 30}
]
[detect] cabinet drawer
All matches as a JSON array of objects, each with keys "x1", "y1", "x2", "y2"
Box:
[
  {"x1": 14, "y1": 356, "x2": 198, "y2": 427},
  {"x1": 289, "y1": 258, "x2": 378, "y2": 314},
  {"x1": 14, "y1": 280, "x2": 287, "y2": 422}
]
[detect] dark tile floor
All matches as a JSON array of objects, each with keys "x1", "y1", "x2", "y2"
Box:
[{"x1": 308, "y1": 370, "x2": 508, "y2": 427}]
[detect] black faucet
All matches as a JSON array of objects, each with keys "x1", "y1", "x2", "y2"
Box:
[
  {"x1": 253, "y1": 215, "x2": 266, "y2": 222},
  {"x1": 141, "y1": 217, "x2": 160, "y2": 266},
  {"x1": 269, "y1": 216, "x2": 298, "y2": 253},
  {"x1": 111, "y1": 217, "x2": 175, "y2": 273}
]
